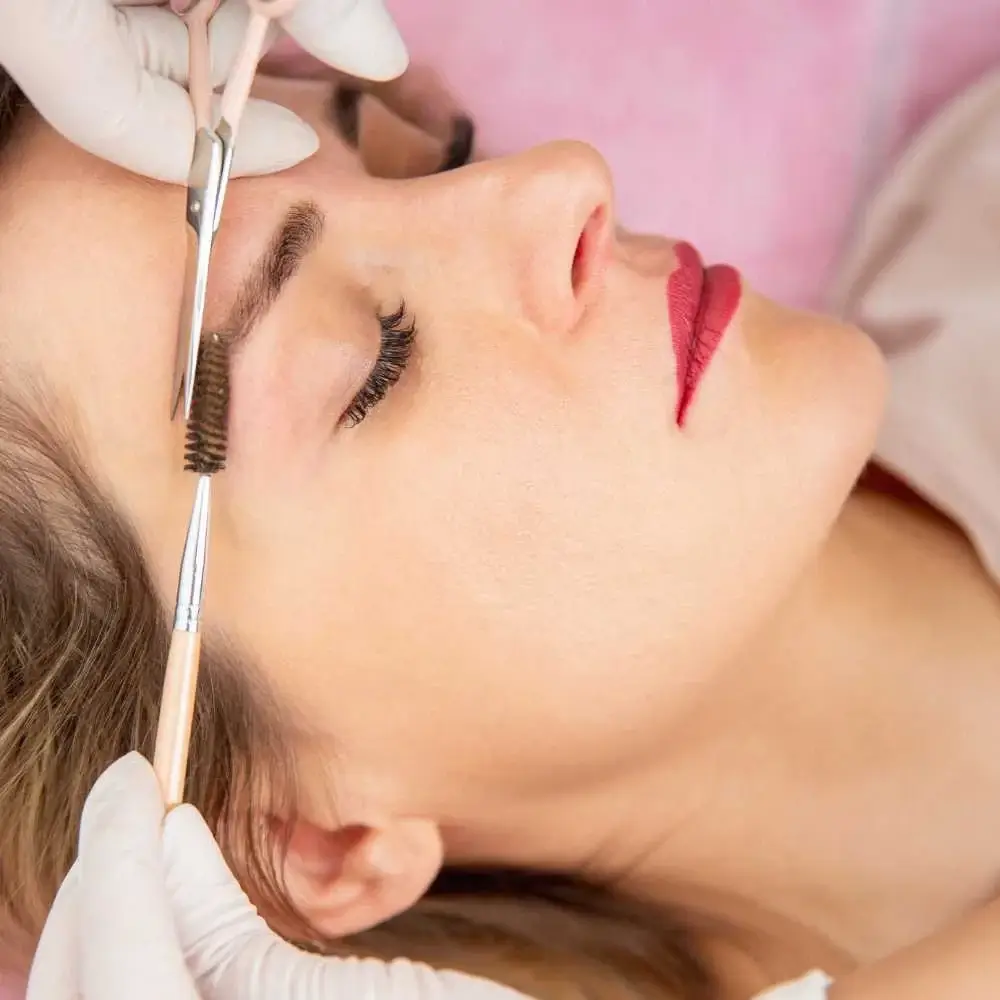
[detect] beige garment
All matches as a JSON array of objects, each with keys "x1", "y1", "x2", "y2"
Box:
[{"x1": 834, "y1": 68, "x2": 1000, "y2": 582}]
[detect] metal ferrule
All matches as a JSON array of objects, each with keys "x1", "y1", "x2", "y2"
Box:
[{"x1": 173, "y1": 476, "x2": 212, "y2": 632}]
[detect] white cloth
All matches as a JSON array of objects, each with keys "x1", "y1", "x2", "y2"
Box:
[
  {"x1": 755, "y1": 971, "x2": 833, "y2": 999},
  {"x1": 834, "y1": 67, "x2": 1000, "y2": 584}
]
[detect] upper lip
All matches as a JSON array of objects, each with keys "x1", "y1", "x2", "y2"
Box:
[{"x1": 666, "y1": 241, "x2": 741, "y2": 426}]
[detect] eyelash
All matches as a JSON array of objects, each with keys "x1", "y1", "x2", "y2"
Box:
[{"x1": 339, "y1": 303, "x2": 416, "y2": 428}]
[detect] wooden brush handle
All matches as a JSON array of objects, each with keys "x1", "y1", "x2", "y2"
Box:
[
  {"x1": 185, "y1": 2, "x2": 216, "y2": 131},
  {"x1": 153, "y1": 630, "x2": 201, "y2": 808}
]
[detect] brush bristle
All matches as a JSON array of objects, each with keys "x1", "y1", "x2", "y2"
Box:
[{"x1": 184, "y1": 334, "x2": 230, "y2": 475}]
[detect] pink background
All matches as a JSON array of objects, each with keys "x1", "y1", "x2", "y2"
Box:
[
  {"x1": 385, "y1": 0, "x2": 1000, "y2": 308},
  {"x1": 5, "y1": 0, "x2": 1000, "y2": 994}
]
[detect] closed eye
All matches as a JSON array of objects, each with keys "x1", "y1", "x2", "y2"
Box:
[{"x1": 339, "y1": 303, "x2": 416, "y2": 428}]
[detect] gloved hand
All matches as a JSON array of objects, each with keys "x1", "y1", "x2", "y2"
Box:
[
  {"x1": 26, "y1": 753, "x2": 534, "y2": 1000},
  {"x1": 0, "y1": 0, "x2": 408, "y2": 182}
]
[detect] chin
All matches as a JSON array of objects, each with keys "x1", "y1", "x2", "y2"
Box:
[
  {"x1": 815, "y1": 317, "x2": 887, "y2": 485},
  {"x1": 732, "y1": 307, "x2": 887, "y2": 596},
  {"x1": 775, "y1": 315, "x2": 888, "y2": 569},
  {"x1": 759, "y1": 296, "x2": 886, "y2": 477}
]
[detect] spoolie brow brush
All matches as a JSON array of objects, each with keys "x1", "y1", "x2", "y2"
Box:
[{"x1": 153, "y1": 333, "x2": 230, "y2": 807}]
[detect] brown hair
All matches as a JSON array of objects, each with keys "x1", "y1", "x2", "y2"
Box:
[{"x1": 0, "y1": 67, "x2": 714, "y2": 1000}]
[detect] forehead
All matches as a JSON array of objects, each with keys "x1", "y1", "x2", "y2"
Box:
[
  {"x1": 0, "y1": 78, "x2": 360, "y2": 335},
  {"x1": 0, "y1": 75, "x2": 366, "y2": 559}
]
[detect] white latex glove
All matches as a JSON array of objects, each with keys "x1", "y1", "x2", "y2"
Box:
[
  {"x1": 26, "y1": 753, "x2": 534, "y2": 1000},
  {"x1": 755, "y1": 972, "x2": 831, "y2": 999},
  {"x1": 0, "y1": 0, "x2": 408, "y2": 182}
]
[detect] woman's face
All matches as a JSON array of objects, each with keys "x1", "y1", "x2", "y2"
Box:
[{"x1": 0, "y1": 79, "x2": 883, "y2": 820}]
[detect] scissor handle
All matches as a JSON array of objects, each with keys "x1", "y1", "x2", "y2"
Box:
[
  {"x1": 245, "y1": 0, "x2": 300, "y2": 17},
  {"x1": 169, "y1": 0, "x2": 221, "y2": 17},
  {"x1": 216, "y1": 0, "x2": 300, "y2": 135},
  {"x1": 167, "y1": 0, "x2": 297, "y2": 14}
]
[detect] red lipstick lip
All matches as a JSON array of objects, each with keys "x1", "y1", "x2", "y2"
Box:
[{"x1": 666, "y1": 241, "x2": 741, "y2": 426}]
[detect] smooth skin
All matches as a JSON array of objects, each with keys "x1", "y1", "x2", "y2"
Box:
[{"x1": 3, "y1": 77, "x2": 1000, "y2": 997}]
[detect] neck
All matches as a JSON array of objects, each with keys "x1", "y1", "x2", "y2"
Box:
[{"x1": 460, "y1": 488, "x2": 1000, "y2": 975}]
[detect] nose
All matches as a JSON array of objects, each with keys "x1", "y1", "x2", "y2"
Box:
[{"x1": 469, "y1": 141, "x2": 615, "y2": 334}]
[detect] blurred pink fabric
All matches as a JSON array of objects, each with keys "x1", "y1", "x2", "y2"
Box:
[
  {"x1": 5, "y1": 2, "x2": 1000, "y2": 996},
  {"x1": 381, "y1": 0, "x2": 1000, "y2": 308}
]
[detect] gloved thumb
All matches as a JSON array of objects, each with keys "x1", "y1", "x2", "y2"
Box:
[
  {"x1": 25, "y1": 754, "x2": 199, "y2": 1000},
  {"x1": 279, "y1": 0, "x2": 408, "y2": 81},
  {"x1": 227, "y1": 97, "x2": 319, "y2": 177},
  {"x1": 115, "y1": 1, "x2": 320, "y2": 179},
  {"x1": 163, "y1": 806, "x2": 536, "y2": 999},
  {"x1": 31, "y1": 70, "x2": 316, "y2": 184},
  {"x1": 24, "y1": 864, "x2": 79, "y2": 1000},
  {"x1": 111, "y1": 0, "x2": 321, "y2": 179},
  {"x1": 0, "y1": 0, "x2": 317, "y2": 183}
]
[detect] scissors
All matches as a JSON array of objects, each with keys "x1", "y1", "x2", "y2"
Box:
[{"x1": 169, "y1": 0, "x2": 300, "y2": 420}]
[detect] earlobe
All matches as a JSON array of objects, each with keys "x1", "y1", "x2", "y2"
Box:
[{"x1": 275, "y1": 814, "x2": 444, "y2": 938}]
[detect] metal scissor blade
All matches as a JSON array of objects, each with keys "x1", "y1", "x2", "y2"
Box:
[
  {"x1": 171, "y1": 127, "x2": 225, "y2": 421},
  {"x1": 213, "y1": 118, "x2": 236, "y2": 236}
]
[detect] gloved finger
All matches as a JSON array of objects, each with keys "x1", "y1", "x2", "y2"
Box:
[
  {"x1": 120, "y1": 1, "x2": 280, "y2": 88},
  {"x1": 280, "y1": 0, "x2": 408, "y2": 82},
  {"x1": 24, "y1": 864, "x2": 79, "y2": 1000},
  {"x1": 3, "y1": 1, "x2": 297, "y2": 182},
  {"x1": 114, "y1": 2, "x2": 191, "y2": 79},
  {"x1": 164, "y1": 804, "x2": 384, "y2": 999},
  {"x1": 228, "y1": 96, "x2": 319, "y2": 176},
  {"x1": 1, "y1": 1, "x2": 191, "y2": 181},
  {"x1": 77, "y1": 753, "x2": 199, "y2": 1000},
  {"x1": 163, "y1": 806, "x2": 536, "y2": 1000},
  {"x1": 161, "y1": 803, "x2": 278, "y2": 991},
  {"x1": 52, "y1": 68, "x2": 198, "y2": 182},
  {"x1": 0, "y1": 1, "x2": 141, "y2": 151},
  {"x1": 52, "y1": 69, "x2": 314, "y2": 183}
]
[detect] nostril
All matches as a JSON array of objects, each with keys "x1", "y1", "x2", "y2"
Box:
[
  {"x1": 571, "y1": 235, "x2": 585, "y2": 289},
  {"x1": 571, "y1": 204, "x2": 609, "y2": 298}
]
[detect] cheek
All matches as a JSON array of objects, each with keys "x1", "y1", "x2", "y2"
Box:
[
  {"x1": 228, "y1": 337, "x2": 362, "y2": 475},
  {"x1": 724, "y1": 298, "x2": 886, "y2": 530},
  {"x1": 224, "y1": 294, "x2": 377, "y2": 502},
  {"x1": 313, "y1": 396, "x2": 749, "y2": 747},
  {"x1": 340, "y1": 316, "x2": 880, "y2": 713},
  {"x1": 220, "y1": 299, "x2": 883, "y2": 778}
]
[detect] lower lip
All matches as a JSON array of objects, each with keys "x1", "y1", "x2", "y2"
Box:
[{"x1": 666, "y1": 242, "x2": 741, "y2": 426}]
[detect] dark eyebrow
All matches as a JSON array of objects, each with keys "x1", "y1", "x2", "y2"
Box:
[{"x1": 221, "y1": 201, "x2": 325, "y2": 347}]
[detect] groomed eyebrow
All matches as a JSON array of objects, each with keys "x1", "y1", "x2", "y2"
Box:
[{"x1": 221, "y1": 201, "x2": 325, "y2": 347}]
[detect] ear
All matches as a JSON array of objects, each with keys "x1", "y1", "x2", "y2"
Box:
[{"x1": 273, "y1": 814, "x2": 444, "y2": 938}]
